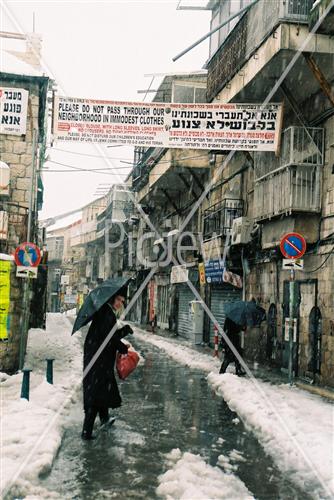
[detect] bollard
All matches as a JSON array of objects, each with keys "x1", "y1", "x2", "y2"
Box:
[
  {"x1": 46, "y1": 358, "x2": 55, "y2": 384},
  {"x1": 21, "y1": 369, "x2": 32, "y2": 400},
  {"x1": 213, "y1": 324, "x2": 219, "y2": 358}
]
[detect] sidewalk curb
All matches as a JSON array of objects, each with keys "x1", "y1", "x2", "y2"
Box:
[{"x1": 295, "y1": 382, "x2": 334, "y2": 401}]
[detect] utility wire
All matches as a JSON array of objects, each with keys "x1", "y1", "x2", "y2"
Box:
[
  {"x1": 304, "y1": 245, "x2": 334, "y2": 274},
  {"x1": 47, "y1": 147, "x2": 210, "y2": 165},
  {"x1": 48, "y1": 147, "x2": 131, "y2": 161},
  {"x1": 43, "y1": 169, "x2": 128, "y2": 175},
  {"x1": 45, "y1": 160, "x2": 132, "y2": 171}
]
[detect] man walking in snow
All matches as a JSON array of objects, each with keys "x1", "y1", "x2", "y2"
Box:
[{"x1": 219, "y1": 317, "x2": 245, "y2": 376}]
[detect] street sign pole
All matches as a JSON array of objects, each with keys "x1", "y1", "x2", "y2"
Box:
[
  {"x1": 280, "y1": 232, "x2": 306, "y2": 387},
  {"x1": 288, "y1": 269, "x2": 295, "y2": 386},
  {"x1": 19, "y1": 130, "x2": 38, "y2": 370}
]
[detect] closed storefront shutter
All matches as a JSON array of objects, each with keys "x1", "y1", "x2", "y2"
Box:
[
  {"x1": 177, "y1": 285, "x2": 196, "y2": 338},
  {"x1": 209, "y1": 285, "x2": 242, "y2": 345},
  {"x1": 157, "y1": 285, "x2": 169, "y2": 329}
]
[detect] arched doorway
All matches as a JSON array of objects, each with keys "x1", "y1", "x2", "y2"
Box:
[
  {"x1": 266, "y1": 304, "x2": 277, "y2": 360},
  {"x1": 308, "y1": 307, "x2": 322, "y2": 375}
]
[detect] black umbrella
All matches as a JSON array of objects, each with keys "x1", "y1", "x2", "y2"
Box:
[
  {"x1": 72, "y1": 277, "x2": 130, "y2": 334},
  {"x1": 225, "y1": 301, "x2": 266, "y2": 328}
]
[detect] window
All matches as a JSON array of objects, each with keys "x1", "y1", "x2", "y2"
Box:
[
  {"x1": 209, "y1": 7, "x2": 220, "y2": 57},
  {"x1": 172, "y1": 81, "x2": 207, "y2": 103},
  {"x1": 209, "y1": 0, "x2": 252, "y2": 58}
]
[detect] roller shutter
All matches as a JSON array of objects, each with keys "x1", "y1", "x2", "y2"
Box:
[{"x1": 209, "y1": 285, "x2": 242, "y2": 345}]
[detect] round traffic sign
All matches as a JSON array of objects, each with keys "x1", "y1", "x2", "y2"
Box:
[
  {"x1": 14, "y1": 242, "x2": 41, "y2": 267},
  {"x1": 280, "y1": 233, "x2": 306, "y2": 260}
]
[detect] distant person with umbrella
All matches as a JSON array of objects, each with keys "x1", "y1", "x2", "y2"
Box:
[
  {"x1": 219, "y1": 317, "x2": 246, "y2": 375},
  {"x1": 219, "y1": 300, "x2": 266, "y2": 376},
  {"x1": 72, "y1": 277, "x2": 134, "y2": 440}
]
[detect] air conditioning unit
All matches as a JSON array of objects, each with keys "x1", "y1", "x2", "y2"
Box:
[
  {"x1": 231, "y1": 217, "x2": 254, "y2": 245},
  {"x1": 162, "y1": 219, "x2": 172, "y2": 229}
]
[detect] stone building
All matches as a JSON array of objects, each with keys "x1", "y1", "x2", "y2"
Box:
[
  {"x1": 0, "y1": 33, "x2": 49, "y2": 372},
  {"x1": 131, "y1": 73, "x2": 211, "y2": 333},
  {"x1": 196, "y1": 0, "x2": 334, "y2": 386}
]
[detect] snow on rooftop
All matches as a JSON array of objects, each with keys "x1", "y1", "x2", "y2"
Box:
[
  {"x1": 47, "y1": 212, "x2": 83, "y2": 233},
  {"x1": 0, "y1": 50, "x2": 44, "y2": 78}
]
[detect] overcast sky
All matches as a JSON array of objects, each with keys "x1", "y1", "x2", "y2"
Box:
[{"x1": 2, "y1": 0, "x2": 211, "y2": 220}]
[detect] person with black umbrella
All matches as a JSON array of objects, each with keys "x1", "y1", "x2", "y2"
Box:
[
  {"x1": 219, "y1": 300, "x2": 266, "y2": 376},
  {"x1": 72, "y1": 278, "x2": 134, "y2": 440},
  {"x1": 219, "y1": 317, "x2": 246, "y2": 376}
]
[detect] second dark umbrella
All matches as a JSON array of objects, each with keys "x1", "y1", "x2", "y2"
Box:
[{"x1": 225, "y1": 300, "x2": 266, "y2": 328}]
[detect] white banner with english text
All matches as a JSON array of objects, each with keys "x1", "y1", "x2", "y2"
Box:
[{"x1": 53, "y1": 96, "x2": 283, "y2": 152}]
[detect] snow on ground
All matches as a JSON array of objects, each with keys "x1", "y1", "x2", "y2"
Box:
[
  {"x1": 157, "y1": 448, "x2": 253, "y2": 500},
  {"x1": 1, "y1": 313, "x2": 82, "y2": 498},
  {"x1": 135, "y1": 328, "x2": 334, "y2": 499}
]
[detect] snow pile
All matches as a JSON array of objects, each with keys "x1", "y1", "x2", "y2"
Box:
[
  {"x1": 64, "y1": 307, "x2": 77, "y2": 317},
  {"x1": 208, "y1": 372, "x2": 334, "y2": 499},
  {"x1": 135, "y1": 328, "x2": 334, "y2": 499},
  {"x1": 1, "y1": 313, "x2": 82, "y2": 498},
  {"x1": 157, "y1": 448, "x2": 253, "y2": 499}
]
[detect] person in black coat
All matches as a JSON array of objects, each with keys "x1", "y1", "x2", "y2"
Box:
[
  {"x1": 82, "y1": 289, "x2": 133, "y2": 440},
  {"x1": 219, "y1": 317, "x2": 245, "y2": 376}
]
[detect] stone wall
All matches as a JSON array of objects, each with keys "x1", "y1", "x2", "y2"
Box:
[
  {"x1": 0, "y1": 258, "x2": 27, "y2": 373},
  {"x1": 242, "y1": 106, "x2": 334, "y2": 387},
  {"x1": 0, "y1": 81, "x2": 40, "y2": 253},
  {"x1": 0, "y1": 77, "x2": 46, "y2": 372}
]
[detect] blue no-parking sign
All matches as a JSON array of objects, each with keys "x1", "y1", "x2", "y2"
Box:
[{"x1": 280, "y1": 233, "x2": 306, "y2": 260}]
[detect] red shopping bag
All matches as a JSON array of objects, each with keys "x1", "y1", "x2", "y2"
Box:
[{"x1": 116, "y1": 350, "x2": 139, "y2": 380}]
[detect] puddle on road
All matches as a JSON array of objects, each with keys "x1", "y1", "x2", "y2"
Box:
[{"x1": 38, "y1": 340, "x2": 311, "y2": 499}]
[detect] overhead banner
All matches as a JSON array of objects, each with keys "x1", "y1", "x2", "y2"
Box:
[
  {"x1": 0, "y1": 87, "x2": 29, "y2": 136},
  {"x1": 53, "y1": 96, "x2": 283, "y2": 152}
]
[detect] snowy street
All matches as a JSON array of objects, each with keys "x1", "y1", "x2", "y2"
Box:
[{"x1": 2, "y1": 314, "x2": 333, "y2": 499}]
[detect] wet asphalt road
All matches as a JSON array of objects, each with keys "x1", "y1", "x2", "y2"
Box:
[{"x1": 39, "y1": 338, "x2": 311, "y2": 499}]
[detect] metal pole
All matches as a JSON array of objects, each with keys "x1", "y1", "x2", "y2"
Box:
[
  {"x1": 288, "y1": 269, "x2": 295, "y2": 386},
  {"x1": 20, "y1": 369, "x2": 32, "y2": 400},
  {"x1": 172, "y1": 0, "x2": 259, "y2": 62},
  {"x1": 27, "y1": 128, "x2": 38, "y2": 242},
  {"x1": 19, "y1": 129, "x2": 38, "y2": 370},
  {"x1": 46, "y1": 358, "x2": 54, "y2": 384}
]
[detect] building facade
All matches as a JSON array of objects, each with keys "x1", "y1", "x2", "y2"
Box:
[
  {"x1": 0, "y1": 32, "x2": 50, "y2": 372},
  {"x1": 202, "y1": 0, "x2": 334, "y2": 386}
]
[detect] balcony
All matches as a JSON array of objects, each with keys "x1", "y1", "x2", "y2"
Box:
[
  {"x1": 206, "y1": 0, "x2": 334, "y2": 106},
  {"x1": 207, "y1": 0, "x2": 314, "y2": 101},
  {"x1": 309, "y1": 0, "x2": 334, "y2": 35},
  {"x1": 203, "y1": 198, "x2": 244, "y2": 241},
  {"x1": 254, "y1": 126, "x2": 324, "y2": 221}
]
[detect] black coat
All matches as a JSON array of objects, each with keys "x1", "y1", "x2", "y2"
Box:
[
  {"x1": 83, "y1": 302, "x2": 129, "y2": 410},
  {"x1": 221, "y1": 317, "x2": 242, "y2": 361}
]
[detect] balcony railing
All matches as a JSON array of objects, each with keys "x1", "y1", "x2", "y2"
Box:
[
  {"x1": 207, "y1": 0, "x2": 314, "y2": 101},
  {"x1": 254, "y1": 126, "x2": 324, "y2": 220},
  {"x1": 254, "y1": 165, "x2": 321, "y2": 220},
  {"x1": 203, "y1": 199, "x2": 244, "y2": 240},
  {"x1": 254, "y1": 126, "x2": 324, "y2": 181}
]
